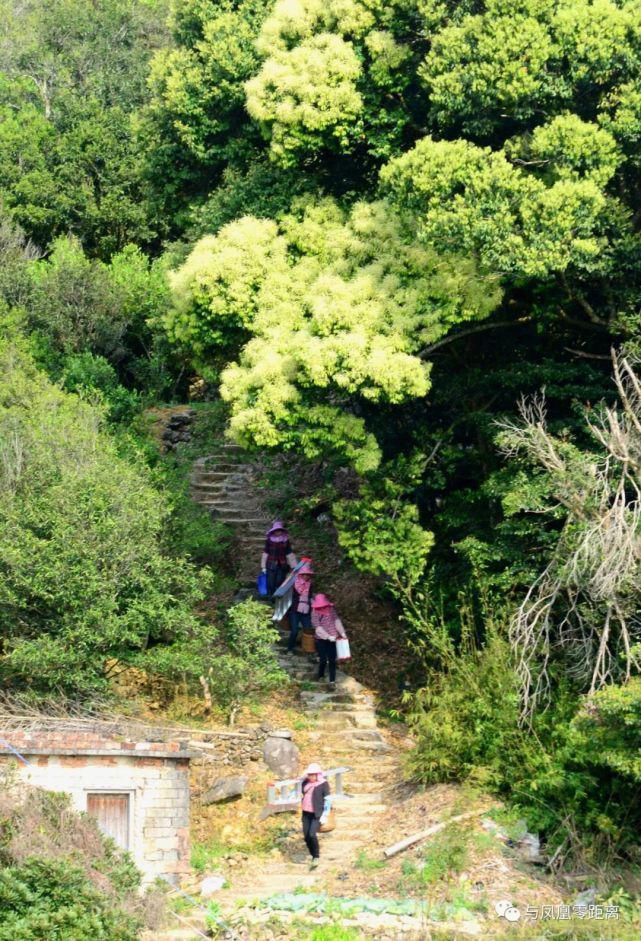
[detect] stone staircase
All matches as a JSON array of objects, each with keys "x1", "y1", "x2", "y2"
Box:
[
  {"x1": 273, "y1": 651, "x2": 398, "y2": 868},
  {"x1": 190, "y1": 443, "x2": 271, "y2": 585},
  {"x1": 156, "y1": 651, "x2": 401, "y2": 940},
  {"x1": 166, "y1": 654, "x2": 400, "y2": 937},
  {"x1": 158, "y1": 444, "x2": 404, "y2": 938}
]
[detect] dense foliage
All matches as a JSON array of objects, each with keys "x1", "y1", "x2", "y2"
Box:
[
  {"x1": 0, "y1": 786, "x2": 158, "y2": 940},
  {"x1": 4, "y1": 0, "x2": 641, "y2": 868},
  {"x1": 0, "y1": 0, "x2": 169, "y2": 256},
  {"x1": 0, "y1": 336, "x2": 212, "y2": 695}
]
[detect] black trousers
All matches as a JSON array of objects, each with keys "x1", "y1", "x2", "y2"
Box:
[
  {"x1": 288, "y1": 609, "x2": 311, "y2": 651},
  {"x1": 267, "y1": 563, "x2": 288, "y2": 598},
  {"x1": 317, "y1": 638, "x2": 337, "y2": 682},
  {"x1": 302, "y1": 810, "x2": 320, "y2": 858}
]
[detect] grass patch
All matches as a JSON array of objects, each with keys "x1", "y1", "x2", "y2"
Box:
[
  {"x1": 354, "y1": 849, "x2": 386, "y2": 872},
  {"x1": 169, "y1": 894, "x2": 197, "y2": 915},
  {"x1": 190, "y1": 840, "x2": 229, "y2": 873},
  {"x1": 292, "y1": 715, "x2": 314, "y2": 730},
  {"x1": 307, "y1": 927, "x2": 364, "y2": 941},
  {"x1": 399, "y1": 823, "x2": 476, "y2": 888},
  {"x1": 191, "y1": 823, "x2": 290, "y2": 873}
]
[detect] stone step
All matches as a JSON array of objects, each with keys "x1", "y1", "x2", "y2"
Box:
[
  {"x1": 314, "y1": 755, "x2": 385, "y2": 769},
  {"x1": 300, "y1": 693, "x2": 373, "y2": 707},
  {"x1": 319, "y1": 840, "x2": 367, "y2": 858},
  {"x1": 305, "y1": 705, "x2": 375, "y2": 717},
  {"x1": 328, "y1": 729, "x2": 383, "y2": 742},
  {"x1": 306, "y1": 702, "x2": 377, "y2": 713},
  {"x1": 311, "y1": 715, "x2": 359, "y2": 731},
  {"x1": 194, "y1": 489, "x2": 256, "y2": 499},
  {"x1": 197, "y1": 462, "x2": 247, "y2": 473},
  {"x1": 191, "y1": 483, "x2": 249, "y2": 494},
  {"x1": 344, "y1": 781, "x2": 399, "y2": 794},
  {"x1": 208, "y1": 515, "x2": 269, "y2": 525},
  {"x1": 334, "y1": 804, "x2": 387, "y2": 816},
  {"x1": 309, "y1": 711, "x2": 378, "y2": 727},
  {"x1": 331, "y1": 822, "x2": 388, "y2": 837},
  {"x1": 337, "y1": 736, "x2": 392, "y2": 750},
  {"x1": 192, "y1": 468, "x2": 248, "y2": 478},
  {"x1": 201, "y1": 502, "x2": 264, "y2": 513},
  {"x1": 202, "y1": 503, "x2": 264, "y2": 514},
  {"x1": 340, "y1": 792, "x2": 386, "y2": 804},
  {"x1": 300, "y1": 688, "x2": 357, "y2": 708}
]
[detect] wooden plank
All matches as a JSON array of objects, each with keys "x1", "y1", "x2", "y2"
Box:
[
  {"x1": 87, "y1": 793, "x2": 130, "y2": 850},
  {"x1": 383, "y1": 810, "x2": 486, "y2": 858}
]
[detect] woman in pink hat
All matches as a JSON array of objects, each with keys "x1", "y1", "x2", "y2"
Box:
[
  {"x1": 300, "y1": 762, "x2": 330, "y2": 869},
  {"x1": 311, "y1": 594, "x2": 347, "y2": 690},
  {"x1": 261, "y1": 520, "x2": 297, "y2": 598},
  {"x1": 287, "y1": 560, "x2": 314, "y2": 653}
]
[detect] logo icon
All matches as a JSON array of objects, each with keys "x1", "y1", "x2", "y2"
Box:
[{"x1": 495, "y1": 900, "x2": 521, "y2": 922}]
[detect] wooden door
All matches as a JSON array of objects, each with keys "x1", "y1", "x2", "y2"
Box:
[{"x1": 86, "y1": 793, "x2": 130, "y2": 850}]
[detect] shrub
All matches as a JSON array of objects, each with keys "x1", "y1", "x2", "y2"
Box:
[
  {"x1": 204, "y1": 599, "x2": 285, "y2": 725},
  {"x1": 0, "y1": 338, "x2": 210, "y2": 695},
  {"x1": 0, "y1": 786, "x2": 164, "y2": 941},
  {"x1": 0, "y1": 856, "x2": 140, "y2": 941},
  {"x1": 405, "y1": 629, "x2": 529, "y2": 789},
  {"x1": 61, "y1": 351, "x2": 141, "y2": 424}
]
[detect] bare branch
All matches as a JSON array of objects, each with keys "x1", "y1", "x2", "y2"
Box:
[{"x1": 504, "y1": 350, "x2": 641, "y2": 722}]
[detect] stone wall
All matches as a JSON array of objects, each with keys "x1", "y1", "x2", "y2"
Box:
[
  {"x1": 193, "y1": 725, "x2": 273, "y2": 768},
  {"x1": 0, "y1": 731, "x2": 191, "y2": 885}
]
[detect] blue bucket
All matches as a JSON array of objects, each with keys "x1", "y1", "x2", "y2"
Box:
[{"x1": 257, "y1": 571, "x2": 268, "y2": 597}]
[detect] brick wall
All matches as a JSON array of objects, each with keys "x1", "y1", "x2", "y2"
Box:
[{"x1": 0, "y1": 731, "x2": 191, "y2": 885}]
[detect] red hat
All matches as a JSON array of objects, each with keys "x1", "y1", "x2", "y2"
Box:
[
  {"x1": 298, "y1": 561, "x2": 314, "y2": 575},
  {"x1": 311, "y1": 593, "x2": 333, "y2": 609}
]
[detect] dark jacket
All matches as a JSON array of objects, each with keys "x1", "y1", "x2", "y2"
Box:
[{"x1": 301, "y1": 778, "x2": 330, "y2": 819}]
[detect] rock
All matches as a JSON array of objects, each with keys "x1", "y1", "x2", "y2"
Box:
[
  {"x1": 516, "y1": 831, "x2": 542, "y2": 863},
  {"x1": 263, "y1": 735, "x2": 300, "y2": 777},
  {"x1": 270, "y1": 729, "x2": 292, "y2": 740},
  {"x1": 201, "y1": 775, "x2": 248, "y2": 805},
  {"x1": 167, "y1": 411, "x2": 194, "y2": 428},
  {"x1": 200, "y1": 874, "x2": 225, "y2": 897},
  {"x1": 260, "y1": 722, "x2": 273, "y2": 733},
  {"x1": 574, "y1": 888, "x2": 598, "y2": 907}
]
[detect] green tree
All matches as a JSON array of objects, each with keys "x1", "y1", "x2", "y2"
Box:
[
  {"x1": 196, "y1": 599, "x2": 284, "y2": 725},
  {"x1": 18, "y1": 236, "x2": 175, "y2": 397},
  {"x1": 0, "y1": 0, "x2": 169, "y2": 254},
  {"x1": 0, "y1": 858, "x2": 140, "y2": 941},
  {"x1": 0, "y1": 337, "x2": 210, "y2": 695},
  {"x1": 143, "y1": 0, "x2": 271, "y2": 227},
  {"x1": 167, "y1": 196, "x2": 501, "y2": 471},
  {"x1": 245, "y1": 0, "x2": 425, "y2": 167},
  {"x1": 0, "y1": 787, "x2": 150, "y2": 941}
]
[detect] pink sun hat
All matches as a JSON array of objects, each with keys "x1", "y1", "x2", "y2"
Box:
[
  {"x1": 311, "y1": 593, "x2": 334, "y2": 609},
  {"x1": 304, "y1": 762, "x2": 323, "y2": 775},
  {"x1": 267, "y1": 519, "x2": 287, "y2": 535}
]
